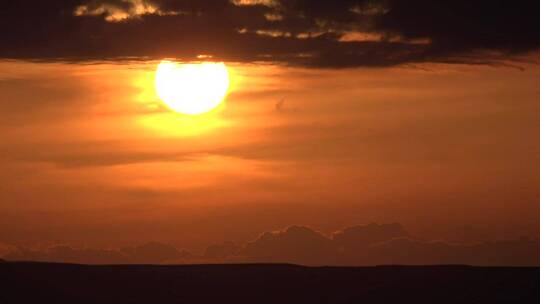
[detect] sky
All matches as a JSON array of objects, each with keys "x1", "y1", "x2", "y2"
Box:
[{"x1": 1, "y1": 0, "x2": 540, "y2": 264}]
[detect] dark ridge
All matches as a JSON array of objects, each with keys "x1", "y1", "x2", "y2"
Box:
[{"x1": 1, "y1": 262, "x2": 539, "y2": 303}]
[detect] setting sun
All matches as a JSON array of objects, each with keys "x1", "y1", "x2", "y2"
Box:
[{"x1": 155, "y1": 60, "x2": 230, "y2": 115}]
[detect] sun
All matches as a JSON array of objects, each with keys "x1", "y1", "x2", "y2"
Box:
[{"x1": 155, "y1": 60, "x2": 230, "y2": 115}]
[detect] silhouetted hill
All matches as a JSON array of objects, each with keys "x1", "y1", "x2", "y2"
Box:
[{"x1": 1, "y1": 262, "x2": 539, "y2": 303}]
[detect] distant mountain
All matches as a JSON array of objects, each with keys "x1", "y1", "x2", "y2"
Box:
[{"x1": 0, "y1": 262, "x2": 539, "y2": 303}]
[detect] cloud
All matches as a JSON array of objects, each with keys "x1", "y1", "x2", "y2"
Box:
[
  {"x1": 3, "y1": 242, "x2": 193, "y2": 264},
  {"x1": 237, "y1": 224, "x2": 410, "y2": 265},
  {"x1": 0, "y1": 242, "x2": 17, "y2": 257},
  {"x1": 2, "y1": 142, "x2": 197, "y2": 168},
  {"x1": 204, "y1": 241, "x2": 241, "y2": 259},
  {"x1": 239, "y1": 226, "x2": 339, "y2": 264},
  {"x1": 120, "y1": 242, "x2": 193, "y2": 263},
  {"x1": 333, "y1": 223, "x2": 409, "y2": 250},
  {"x1": 74, "y1": 0, "x2": 163, "y2": 22},
  {"x1": 3, "y1": 245, "x2": 129, "y2": 264},
  {"x1": 241, "y1": 224, "x2": 540, "y2": 266},
  {"x1": 242, "y1": 224, "x2": 540, "y2": 266},
  {"x1": 234, "y1": 224, "x2": 540, "y2": 266},
  {"x1": 1, "y1": 0, "x2": 538, "y2": 67},
  {"x1": 3, "y1": 224, "x2": 540, "y2": 266}
]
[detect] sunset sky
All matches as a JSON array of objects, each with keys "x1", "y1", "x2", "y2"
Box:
[{"x1": 1, "y1": 1, "x2": 540, "y2": 260}]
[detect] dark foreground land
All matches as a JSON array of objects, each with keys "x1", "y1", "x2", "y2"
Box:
[{"x1": 1, "y1": 262, "x2": 539, "y2": 303}]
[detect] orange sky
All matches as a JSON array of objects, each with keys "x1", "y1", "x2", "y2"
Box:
[{"x1": 1, "y1": 60, "x2": 539, "y2": 251}]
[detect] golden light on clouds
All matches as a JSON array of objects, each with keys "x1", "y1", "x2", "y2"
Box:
[{"x1": 155, "y1": 61, "x2": 231, "y2": 116}]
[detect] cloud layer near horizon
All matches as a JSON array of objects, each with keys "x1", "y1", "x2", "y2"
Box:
[
  {"x1": 1, "y1": 0, "x2": 539, "y2": 67},
  {"x1": 3, "y1": 223, "x2": 540, "y2": 266}
]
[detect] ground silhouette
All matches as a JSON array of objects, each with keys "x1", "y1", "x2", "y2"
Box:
[{"x1": 1, "y1": 262, "x2": 539, "y2": 303}]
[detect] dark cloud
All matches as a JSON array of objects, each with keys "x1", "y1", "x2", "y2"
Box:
[
  {"x1": 1, "y1": 0, "x2": 538, "y2": 67},
  {"x1": 375, "y1": 1, "x2": 540, "y2": 53}
]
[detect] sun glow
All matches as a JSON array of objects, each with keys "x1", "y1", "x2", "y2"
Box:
[{"x1": 155, "y1": 60, "x2": 230, "y2": 115}]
